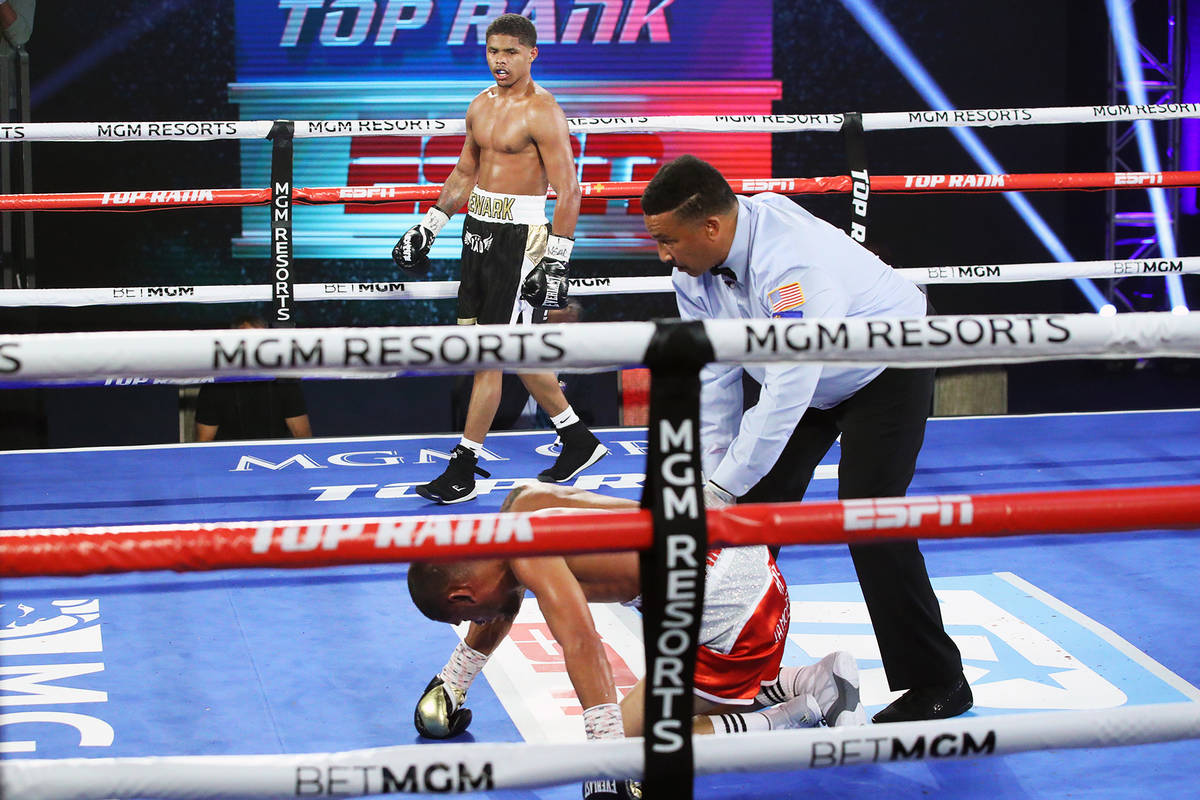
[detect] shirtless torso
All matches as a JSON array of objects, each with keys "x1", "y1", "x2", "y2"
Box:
[
  {"x1": 396, "y1": 18, "x2": 597, "y2": 508},
  {"x1": 439, "y1": 32, "x2": 580, "y2": 236},
  {"x1": 469, "y1": 86, "x2": 555, "y2": 195}
]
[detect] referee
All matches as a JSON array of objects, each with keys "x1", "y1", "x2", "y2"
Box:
[{"x1": 640, "y1": 155, "x2": 971, "y2": 724}]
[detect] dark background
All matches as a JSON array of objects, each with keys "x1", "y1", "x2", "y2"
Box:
[{"x1": 3, "y1": 0, "x2": 1198, "y2": 448}]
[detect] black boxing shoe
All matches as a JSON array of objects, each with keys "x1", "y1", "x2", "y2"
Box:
[
  {"x1": 871, "y1": 675, "x2": 973, "y2": 724},
  {"x1": 415, "y1": 445, "x2": 491, "y2": 504},
  {"x1": 538, "y1": 422, "x2": 607, "y2": 483}
]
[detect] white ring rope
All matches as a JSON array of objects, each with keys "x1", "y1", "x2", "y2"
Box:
[
  {"x1": 0, "y1": 277, "x2": 664, "y2": 308},
  {"x1": 2, "y1": 312, "x2": 1198, "y2": 386},
  {"x1": 7, "y1": 103, "x2": 1200, "y2": 141},
  {"x1": 3, "y1": 258, "x2": 1197, "y2": 309},
  {"x1": 4, "y1": 703, "x2": 1198, "y2": 799}
]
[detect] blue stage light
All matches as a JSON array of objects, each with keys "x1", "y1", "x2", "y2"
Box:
[{"x1": 840, "y1": 0, "x2": 1109, "y2": 312}]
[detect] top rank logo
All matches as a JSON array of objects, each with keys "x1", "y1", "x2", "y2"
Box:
[{"x1": 278, "y1": 0, "x2": 674, "y2": 47}]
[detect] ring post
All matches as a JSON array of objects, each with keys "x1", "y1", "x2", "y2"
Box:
[
  {"x1": 267, "y1": 120, "x2": 295, "y2": 328},
  {"x1": 840, "y1": 110, "x2": 870, "y2": 245},
  {"x1": 638, "y1": 319, "x2": 715, "y2": 798}
]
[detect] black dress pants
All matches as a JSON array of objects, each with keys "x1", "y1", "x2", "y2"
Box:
[{"x1": 741, "y1": 364, "x2": 964, "y2": 691}]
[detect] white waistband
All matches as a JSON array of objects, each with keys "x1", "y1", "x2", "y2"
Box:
[{"x1": 467, "y1": 187, "x2": 548, "y2": 225}]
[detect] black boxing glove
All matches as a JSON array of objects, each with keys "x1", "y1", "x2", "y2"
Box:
[
  {"x1": 393, "y1": 206, "x2": 449, "y2": 276},
  {"x1": 413, "y1": 675, "x2": 472, "y2": 739},
  {"x1": 581, "y1": 779, "x2": 642, "y2": 799},
  {"x1": 521, "y1": 233, "x2": 573, "y2": 309}
]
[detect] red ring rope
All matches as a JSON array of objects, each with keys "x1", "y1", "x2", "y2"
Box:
[
  {"x1": 2, "y1": 484, "x2": 1197, "y2": 578},
  {"x1": 2, "y1": 171, "x2": 1197, "y2": 211}
]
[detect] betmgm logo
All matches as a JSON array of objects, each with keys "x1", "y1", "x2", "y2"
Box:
[{"x1": 0, "y1": 600, "x2": 112, "y2": 754}]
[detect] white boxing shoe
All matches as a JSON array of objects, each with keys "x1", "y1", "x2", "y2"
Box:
[
  {"x1": 810, "y1": 651, "x2": 867, "y2": 726},
  {"x1": 757, "y1": 650, "x2": 867, "y2": 726}
]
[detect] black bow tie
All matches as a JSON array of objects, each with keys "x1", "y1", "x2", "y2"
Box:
[{"x1": 711, "y1": 266, "x2": 737, "y2": 284}]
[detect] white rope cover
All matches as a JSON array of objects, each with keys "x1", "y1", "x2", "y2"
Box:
[
  {"x1": 0, "y1": 277, "x2": 667, "y2": 308},
  {"x1": 7, "y1": 103, "x2": 1199, "y2": 141},
  {"x1": 3, "y1": 258, "x2": 1197, "y2": 308},
  {"x1": 1, "y1": 312, "x2": 1198, "y2": 386},
  {"x1": 4, "y1": 703, "x2": 1198, "y2": 799},
  {"x1": 3, "y1": 312, "x2": 1199, "y2": 382}
]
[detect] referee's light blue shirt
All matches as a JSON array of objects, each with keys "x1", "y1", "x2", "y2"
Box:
[{"x1": 672, "y1": 193, "x2": 927, "y2": 496}]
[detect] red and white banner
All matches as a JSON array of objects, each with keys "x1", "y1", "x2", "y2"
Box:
[
  {"x1": 3, "y1": 484, "x2": 1197, "y2": 578},
  {"x1": 3, "y1": 171, "x2": 1197, "y2": 211}
]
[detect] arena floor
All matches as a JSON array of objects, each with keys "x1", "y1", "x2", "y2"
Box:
[{"x1": 2, "y1": 409, "x2": 1198, "y2": 799}]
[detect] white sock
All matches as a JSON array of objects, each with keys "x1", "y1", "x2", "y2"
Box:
[
  {"x1": 757, "y1": 666, "x2": 801, "y2": 706},
  {"x1": 764, "y1": 694, "x2": 823, "y2": 730},
  {"x1": 757, "y1": 652, "x2": 857, "y2": 724},
  {"x1": 457, "y1": 437, "x2": 484, "y2": 455},
  {"x1": 706, "y1": 709, "x2": 772, "y2": 736},
  {"x1": 708, "y1": 694, "x2": 821, "y2": 735},
  {"x1": 549, "y1": 406, "x2": 579, "y2": 428},
  {"x1": 757, "y1": 656, "x2": 834, "y2": 706}
]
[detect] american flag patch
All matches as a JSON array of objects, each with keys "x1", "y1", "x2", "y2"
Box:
[{"x1": 767, "y1": 282, "x2": 805, "y2": 314}]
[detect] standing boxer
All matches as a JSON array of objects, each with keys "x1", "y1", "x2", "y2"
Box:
[{"x1": 393, "y1": 14, "x2": 605, "y2": 504}]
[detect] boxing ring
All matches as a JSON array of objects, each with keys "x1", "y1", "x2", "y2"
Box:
[
  {"x1": 3, "y1": 411, "x2": 1200, "y2": 798},
  {"x1": 3, "y1": 104, "x2": 1200, "y2": 799}
]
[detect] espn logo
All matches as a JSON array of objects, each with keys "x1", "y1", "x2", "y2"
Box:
[
  {"x1": 1114, "y1": 172, "x2": 1164, "y2": 186},
  {"x1": 842, "y1": 495, "x2": 974, "y2": 531}
]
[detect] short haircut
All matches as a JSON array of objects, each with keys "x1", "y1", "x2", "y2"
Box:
[
  {"x1": 408, "y1": 562, "x2": 457, "y2": 622},
  {"x1": 640, "y1": 154, "x2": 737, "y2": 221},
  {"x1": 486, "y1": 13, "x2": 537, "y2": 48}
]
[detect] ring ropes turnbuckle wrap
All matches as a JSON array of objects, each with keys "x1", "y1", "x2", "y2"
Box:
[
  {"x1": 1, "y1": 312, "x2": 1199, "y2": 388},
  {"x1": 4, "y1": 170, "x2": 1195, "y2": 212},
  {"x1": 4, "y1": 316, "x2": 1200, "y2": 795},
  {"x1": 2, "y1": 705, "x2": 1200, "y2": 799},
  {"x1": 6, "y1": 99, "x2": 1200, "y2": 798},
  {"x1": 4, "y1": 102, "x2": 1200, "y2": 141},
  {"x1": 3, "y1": 484, "x2": 1199, "y2": 578},
  {"x1": 3, "y1": 170, "x2": 1196, "y2": 309},
  {"x1": 2, "y1": 480, "x2": 1200, "y2": 798},
  {"x1": 4, "y1": 257, "x2": 1199, "y2": 309}
]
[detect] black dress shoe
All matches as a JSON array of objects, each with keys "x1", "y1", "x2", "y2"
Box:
[{"x1": 871, "y1": 676, "x2": 973, "y2": 724}]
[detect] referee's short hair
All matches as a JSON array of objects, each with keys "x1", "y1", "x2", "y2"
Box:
[{"x1": 641, "y1": 155, "x2": 737, "y2": 221}]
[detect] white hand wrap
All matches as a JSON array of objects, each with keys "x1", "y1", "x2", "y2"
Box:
[
  {"x1": 422, "y1": 205, "x2": 450, "y2": 236},
  {"x1": 546, "y1": 233, "x2": 574, "y2": 263},
  {"x1": 582, "y1": 702, "x2": 624, "y2": 740},
  {"x1": 438, "y1": 640, "x2": 489, "y2": 694}
]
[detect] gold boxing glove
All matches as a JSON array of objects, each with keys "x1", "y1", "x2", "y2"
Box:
[{"x1": 414, "y1": 676, "x2": 472, "y2": 739}]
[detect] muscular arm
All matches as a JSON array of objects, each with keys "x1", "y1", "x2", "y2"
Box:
[
  {"x1": 531, "y1": 100, "x2": 580, "y2": 237},
  {"x1": 463, "y1": 615, "x2": 515, "y2": 656},
  {"x1": 511, "y1": 555, "x2": 616, "y2": 710},
  {"x1": 504, "y1": 483, "x2": 638, "y2": 513},
  {"x1": 435, "y1": 102, "x2": 483, "y2": 214}
]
